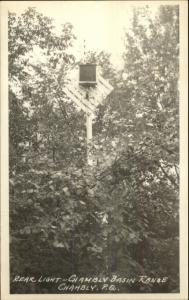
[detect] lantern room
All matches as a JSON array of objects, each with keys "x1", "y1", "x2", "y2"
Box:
[{"x1": 79, "y1": 64, "x2": 97, "y2": 87}]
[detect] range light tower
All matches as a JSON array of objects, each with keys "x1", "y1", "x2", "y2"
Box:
[{"x1": 63, "y1": 47, "x2": 113, "y2": 165}]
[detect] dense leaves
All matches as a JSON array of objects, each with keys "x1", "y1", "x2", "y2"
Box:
[{"x1": 9, "y1": 6, "x2": 179, "y2": 294}]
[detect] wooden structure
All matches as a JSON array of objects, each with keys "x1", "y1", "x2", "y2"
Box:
[{"x1": 63, "y1": 64, "x2": 113, "y2": 165}]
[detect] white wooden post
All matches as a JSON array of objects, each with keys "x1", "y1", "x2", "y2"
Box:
[
  {"x1": 86, "y1": 113, "x2": 92, "y2": 142},
  {"x1": 86, "y1": 113, "x2": 93, "y2": 165}
]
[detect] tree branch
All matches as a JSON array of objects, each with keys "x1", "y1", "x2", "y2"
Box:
[{"x1": 158, "y1": 162, "x2": 179, "y2": 189}]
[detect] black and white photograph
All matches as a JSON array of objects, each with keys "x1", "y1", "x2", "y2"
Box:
[{"x1": 0, "y1": 0, "x2": 188, "y2": 299}]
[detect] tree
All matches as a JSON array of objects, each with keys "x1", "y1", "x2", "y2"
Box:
[
  {"x1": 9, "y1": 8, "x2": 76, "y2": 171},
  {"x1": 90, "y1": 5, "x2": 179, "y2": 292}
]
